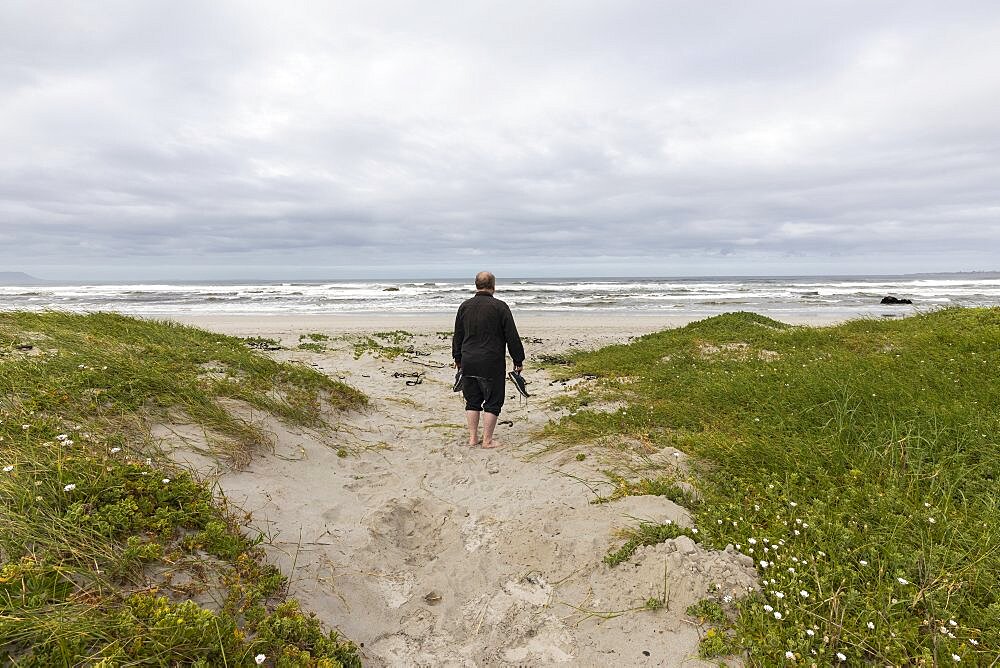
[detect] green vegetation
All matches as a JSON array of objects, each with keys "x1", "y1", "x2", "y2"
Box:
[
  {"x1": 242, "y1": 336, "x2": 282, "y2": 350},
  {"x1": 547, "y1": 390, "x2": 596, "y2": 413},
  {"x1": 602, "y1": 522, "x2": 699, "y2": 567},
  {"x1": 546, "y1": 308, "x2": 1000, "y2": 665},
  {"x1": 592, "y1": 473, "x2": 698, "y2": 507},
  {"x1": 536, "y1": 352, "x2": 572, "y2": 366},
  {"x1": 372, "y1": 330, "x2": 413, "y2": 344},
  {"x1": 296, "y1": 333, "x2": 331, "y2": 353},
  {"x1": 687, "y1": 598, "x2": 728, "y2": 626},
  {"x1": 352, "y1": 336, "x2": 407, "y2": 360},
  {"x1": 0, "y1": 312, "x2": 366, "y2": 665},
  {"x1": 686, "y1": 597, "x2": 742, "y2": 658}
]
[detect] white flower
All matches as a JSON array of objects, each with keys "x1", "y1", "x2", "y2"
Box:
[
  {"x1": 806, "y1": 629, "x2": 815, "y2": 637},
  {"x1": 867, "y1": 621, "x2": 875, "y2": 630},
  {"x1": 785, "y1": 651, "x2": 795, "y2": 659},
  {"x1": 110, "y1": 447, "x2": 121, "y2": 454},
  {"x1": 63, "y1": 440, "x2": 73, "y2": 446},
  {"x1": 794, "y1": 530, "x2": 801, "y2": 536},
  {"x1": 952, "y1": 654, "x2": 961, "y2": 662},
  {"x1": 924, "y1": 502, "x2": 931, "y2": 507},
  {"x1": 722, "y1": 595, "x2": 733, "y2": 603},
  {"x1": 788, "y1": 568, "x2": 796, "y2": 574},
  {"x1": 162, "y1": 478, "x2": 171, "y2": 484},
  {"x1": 948, "y1": 619, "x2": 957, "y2": 627},
  {"x1": 774, "y1": 611, "x2": 782, "y2": 620},
  {"x1": 802, "y1": 523, "x2": 809, "y2": 528},
  {"x1": 2, "y1": 465, "x2": 13, "y2": 472},
  {"x1": 897, "y1": 577, "x2": 909, "y2": 585},
  {"x1": 664, "y1": 519, "x2": 672, "y2": 525},
  {"x1": 837, "y1": 652, "x2": 847, "y2": 661},
  {"x1": 255, "y1": 655, "x2": 266, "y2": 665},
  {"x1": 748, "y1": 538, "x2": 757, "y2": 545},
  {"x1": 800, "y1": 590, "x2": 809, "y2": 598},
  {"x1": 759, "y1": 560, "x2": 769, "y2": 568},
  {"x1": 63, "y1": 483, "x2": 76, "y2": 491},
  {"x1": 717, "y1": 519, "x2": 723, "y2": 525},
  {"x1": 789, "y1": 501, "x2": 797, "y2": 507},
  {"x1": 928, "y1": 517, "x2": 936, "y2": 523},
  {"x1": 774, "y1": 591, "x2": 785, "y2": 599},
  {"x1": 763, "y1": 604, "x2": 774, "y2": 612},
  {"x1": 78, "y1": 364, "x2": 86, "y2": 369},
  {"x1": 21, "y1": 424, "x2": 30, "y2": 430},
  {"x1": 969, "y1": 639, "x2": 979, "y2": 646},
  {"x1": 56, "y1": 434, "x2": 69, "y2": 441},
  {"x1": 859, "y1": 560, "x2": 868, "y2": 566},
  {"x1": 691, "y1": 528, "x2": 699, "y2": 534}
]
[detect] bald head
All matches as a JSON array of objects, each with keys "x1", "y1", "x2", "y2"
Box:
[{"x1": 475, "y1": 271, "x2": 496, "y2": 292}]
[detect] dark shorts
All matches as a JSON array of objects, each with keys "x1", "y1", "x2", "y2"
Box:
[{"x1": 463, "y1": 375, "x2": 505, "y2": 415}]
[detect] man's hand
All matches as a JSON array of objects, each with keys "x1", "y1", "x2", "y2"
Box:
[
  {"x1": 453, "y1": 360, "x2": 461, "y2": 369},
  {"x1": 514, "y1": 365, "x2": 523, "y2": 373}
]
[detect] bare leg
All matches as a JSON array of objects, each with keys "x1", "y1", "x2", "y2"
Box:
[
  {"x1": 465, "y1": 410, "x2": 481, "y2": 445},
  {"x1": 482, "y1": 412, "x2": 501, "y2": 448}
]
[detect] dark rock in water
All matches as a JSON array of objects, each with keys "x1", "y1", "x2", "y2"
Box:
[
  {"x1": 383, "y1": 286, "x2": 400, "y2": 291},
  {"x1": 880, "y1": 295, "x2": 913, "y2": 305}
]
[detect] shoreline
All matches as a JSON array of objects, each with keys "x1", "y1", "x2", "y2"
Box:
[{"x1": 166, "y1": 311, "x2": 855, "y2": 338}]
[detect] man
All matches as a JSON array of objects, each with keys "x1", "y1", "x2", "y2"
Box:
[{"x1": 452, "y1": 271, "x2": 525, "y2": 449}]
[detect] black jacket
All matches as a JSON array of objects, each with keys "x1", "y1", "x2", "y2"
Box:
[{"x1": 452, "y1": 292, "x2": 525, "y2": 379}]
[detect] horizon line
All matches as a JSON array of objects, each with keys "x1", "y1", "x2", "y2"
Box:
[{"x1": 4, "y1": 269, "x2": 1000, "y2": 285}]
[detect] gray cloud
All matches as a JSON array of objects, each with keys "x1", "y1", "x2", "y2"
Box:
[{"x1": 2, "y1": 0, "x2": 1000, "y2": 279}]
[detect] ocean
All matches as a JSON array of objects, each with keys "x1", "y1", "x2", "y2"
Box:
[{"x1": 3, "y1": 275, "x2": 1000, "y2": 320}]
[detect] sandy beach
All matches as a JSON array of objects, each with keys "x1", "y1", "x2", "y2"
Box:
[
  {"x1": 149, "y1": 312, "x2": 845, "y2": 666},
  {"x1": 172, "y1": 311, "x2": 850, "y2": 338}
]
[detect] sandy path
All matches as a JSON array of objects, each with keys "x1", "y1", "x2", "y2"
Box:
[{"x1": 167, "y1": 316, "x2": 759, "y2": 667}]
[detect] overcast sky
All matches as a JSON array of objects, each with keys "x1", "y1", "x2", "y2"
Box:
[{"x1": 2, "y1": 1, "x2": 999, "y2": 280}]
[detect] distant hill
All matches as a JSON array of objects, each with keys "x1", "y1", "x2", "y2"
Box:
[{"x1": 0, "y1": 271, "x2": 47, "y2": 285}]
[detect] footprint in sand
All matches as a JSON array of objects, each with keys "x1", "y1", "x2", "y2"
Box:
[{"x1": 367, "y1": 497, "x2": 458, "y2": 565}]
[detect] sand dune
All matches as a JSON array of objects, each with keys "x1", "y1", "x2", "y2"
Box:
[{"x1": 158, "y1": 315, "x2": 762, "y2": 666}]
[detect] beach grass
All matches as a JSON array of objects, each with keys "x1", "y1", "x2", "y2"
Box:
[
  {"x1": 0, "y1": 311, "x2": 366, "y2": 666},
  {"x1": 543, "y1": 308, "x2": 1000, "y2": 665}
]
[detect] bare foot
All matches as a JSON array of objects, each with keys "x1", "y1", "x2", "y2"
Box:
[
  {"x1": 481, "y1": 440, "x2": 502, "y2": 449},
  {"x1": 466, "y1": 438, "x2": 481, "y2": 446}
]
